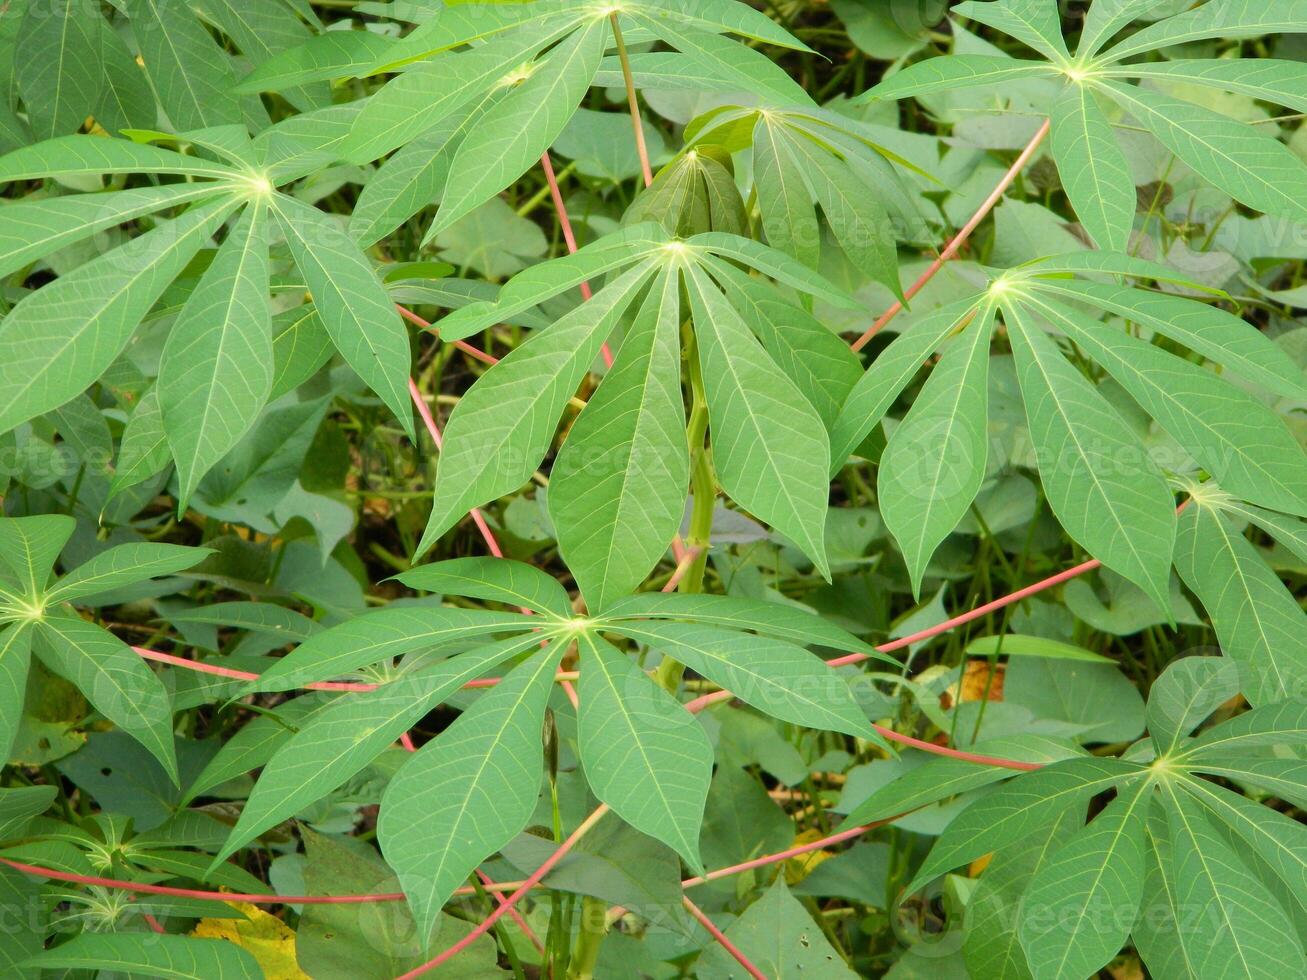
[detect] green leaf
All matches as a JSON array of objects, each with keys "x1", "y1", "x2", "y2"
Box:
[
  {"x1": 1028, "y1": 280, "x2": 1307, "y2": 400},
  {"x1": 377, "y1": 643, "x2": 563, "y2": 945},
  {"x1": 1017, "y1": 779, "x2": 1150, "y2": 980},
  {"x1": 1173, "y1": 505, "x2": 1307, "y2": 706},
  {"x1": 0, "y1": 515, "x2": 74, "y2": 597},
  {"x1": 348, "y1": 99, "x2": 486, "y2": 248},
  {"x1": 234, "y1": 30, "x2": 394, "y2": 93},
  {"x1": 1108, "y1": 59, "x2": 1307, "y2": 114},
  {"x1": 0, "y1": 197, "x2": 238, "y2": 437},
  {"x1": 953, "y1": 0, "x2": 1070, "y2": 60},
  {"x1": 434, "y1": 223, "x2": 667, "y2": 342},
  {"x1": 752, "y1": 116, "x2": 820, "y2": 271},
  {"x1": 417, "y1": 260, "x2": 658, "y2": 555},
  {"x1": 685, "y1": 264, "x2": 831, "y2": 575},
  {"x1": 14, "y1": 0, "x2": 101, "y2": 140},
  {"x1": 250, "y1": 606, "x2": 539, "y2": 692},
  {"x1": 880, "y1": 303, "x2": 993, "y2": 595},
  {"x1": 830, "y1": 296, "x2": 982, "y2": 469},
  {"x1": 903, "y1": 758, "x2": 1144, "y2": 897},
  {"x1": 1050, "y1": 83, "x2": 1133, "y2": 253},
  {"x1": 1101, "y1": 81, "x2": 1307, "y2": 225},
  {"x1": 1132, "y1": 803, "x2": 1199, "y2": 980},
  {"x1": 0, "y1": 184, "x2": 224, "y2": 281},
  {"x1": 0, "y1": 134, "x2": 241, "y2": 182},
  {"x1": 0, "y1": 866, "x2": 39, "y2": 978},
  {"x1": 965, "y1": 634, "x2": 1113, "y2": 663},
  {"x1": 429, "y1": 19, "x2": 606, "y2": 237},
  {"x1": 607, "y1": 620, "x2": 876, "y2": 739},
  {"x1": 576, "y1": 633, "x2": 711, "y2": 869},
  {"x1": 633, "y1": 0, "x2": 813, "y2": 52},
  {"x1": 839, "y1": 734, "x2": 1082, "y2": 830},
  {"x1": 1025, "y1": 251, "x2": 1223, "y2": 294},
  {"x1": 964, "y1": 808, "x2": 1083, "y2": 980},
  {"x1": 1030, "y1": 294, "x2": 1307, "y2": 515},
  {"x1": 1185, "y1": 756, "x2": 1307, "y2": 810},
  {"x1": 1146, "y1": 657, "x2": 1240, "y2": 756},
  {"x1": 632, "y1": 12, "x2": 812, "y2": 106},
  {"x1": 33, "y1": 612, "x2": 177, "y2": 783},
  {"x1": 124, "y1": 0, "x2": 241, "y2": 130},
  {"x1": 603, "y1": 591, "x2": 885, "y2": 659},
  {"x1": 1102, "y1": 0, "x2": 1307, "y2": 62},
  {"x1": 689, "y1": 231, "x2": 860, "y2": 308},
  {"x1": 342, "y1": 24, "x2": 581, "y2": 165},
  {"x1": 269, "y1": 306, "x2": 333, "y2": 401},
  {"x1": 396, "y1": 557, "x2": 572, "y2": 617},
  {"x1": 1159, "y1": 780, "x2": 1306, "y2": 978},
  {"x1": 549, "y1": 272, "x2": 688, "y2": 612},
  {"x1": 46, "y1": 544, "x2": 211, "y2": 604},
  {"x1": 26, "y1": 933, "x2": 260, "y2": 979},
  {"x1": 1182, "y1": 776, "x2": 1307, "y2": 923},
  {"x1": 270, "y1": 192, "x2": 415, "y2": 441},
  {"x1": 160, "y1": 201, "x2": 272, "y2": 509},
  {"x1": 697, "y1": 877, "x2": 858, "y2": 978},
  {"x1": 1004, "y1": 299, "x2": 1176, "y2": 610},
  {"x1": 774, "y1": 124, "x2": 901, "y2": 298},
  {"x1": 0, "y1": 625, "x2": 33, "y2": 762},
  {"x1": 704, "y1": 255, "x2": 863, "y2": 431},
  {"x1": 1076, "y1": 0, "x2": 1157, "y2": 57},
  {"x1": 1221, "y1": 500, "x2": 1307, "y2": 565},
  {"x1": 193, "y1": 0, "x2": 327, "y2": 109},
  {"x1": 110, "y1": 389, "x2": 171, "y2": 497},
  {"x1": 1185, "y1": 699, "x2": 1307, "y2": 757},
  {"x1": 860, "y1": 55, "x2": 1058, "y2": 102},
  {"x1": 214, "y1": 634, "x2": 543, "y2": 865}
]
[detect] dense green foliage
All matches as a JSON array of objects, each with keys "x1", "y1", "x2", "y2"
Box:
[{"x1": 1, "y1": 0, "x2": 1307, "y2": 976}]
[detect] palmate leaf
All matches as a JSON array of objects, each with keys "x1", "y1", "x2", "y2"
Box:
[
  {"x1": 930, "y1": 663, "x2": 1307, "y2": 980},
  {"x1": 14, "y1": 0, "x2": 101, "y2": 141},
  {"x1": 862, "y1": 0, "x2": 1307, "y2": 241},
  {"x1": 124, "y1": 0, "x2": 242, "y2": 131},
  {"x1": 377, "y1": 642, "x2": 564, "y2": 946},
  {"x1": 834, "y1": 256, "x2": 1305, "y2": 607},
  {"x1": 0, "y1": 130, "x2": 421, "y2": 469},
  {"x1": 0, "y1": 515, "x2": 74, "y2": 598},
  {"x1": 417, "y1": 226, "x2": 861, "y2": 594},
  {"x1": 339, "y1": 0, "x2": 808, "y2": 231}
]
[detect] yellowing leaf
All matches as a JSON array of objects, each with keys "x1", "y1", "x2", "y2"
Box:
[{"x1": 192, "y1": 901, "x2": 309, "y2": 980}]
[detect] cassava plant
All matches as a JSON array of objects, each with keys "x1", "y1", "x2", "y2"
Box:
[{"x1": 0, "y1": 0, "x2": 1306, "y2": 977}]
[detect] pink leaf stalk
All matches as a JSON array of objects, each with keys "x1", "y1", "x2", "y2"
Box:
[
  {"x1": 850, "y1": 118, "x2": 1051, "y2": 351},
  {"x1": 682, "y1": 896, "x2": 768, "y2": 980}
]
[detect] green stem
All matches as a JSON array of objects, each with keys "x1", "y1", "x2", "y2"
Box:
[{"x1": 567, "y1": 895, "x2": 609, "y2": 979}]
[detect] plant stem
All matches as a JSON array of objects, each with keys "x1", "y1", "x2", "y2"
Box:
[
  {"x1": 567, "y1": 895, "x2": 609, "y2": 979},
  {"x1": 850, "y1": 117, "x2": 1051, "y2": 351},
  {"x1": 610, "y1": 13, "x2": 654, "y2": 189}
]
